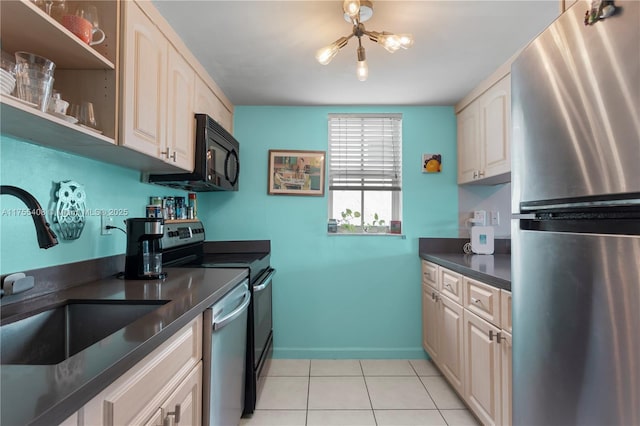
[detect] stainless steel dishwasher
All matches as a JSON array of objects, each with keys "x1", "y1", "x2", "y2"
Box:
[{"x1": 203, "y1": 280, "x2": 251, "y2": 426}]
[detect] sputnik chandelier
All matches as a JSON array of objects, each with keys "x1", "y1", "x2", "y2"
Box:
[{"x1": 316, "y1": 0, "x2": 414, "y2": 81}]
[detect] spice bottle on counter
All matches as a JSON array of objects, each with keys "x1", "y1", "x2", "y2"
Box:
[
  {"x1": 188, "y1": 193, "x2": 197, "y2": 218},
  {"x1": 164, "y1": 196, "x2": 176, "y2": 220},
  {"x1": 175, "y1": 196, "x2": 186, "y2": 219}
]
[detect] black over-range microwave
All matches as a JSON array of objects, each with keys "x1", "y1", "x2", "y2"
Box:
[{"x1": 147, "y1": 114, "x2": 239, "y2": 191}]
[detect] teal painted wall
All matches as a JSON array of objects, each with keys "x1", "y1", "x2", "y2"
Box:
[
  {"x1": 197, "y1": 106, "x2": 458, "y2": 359},
  {"x1": 1, "y1": 105, "x2": 458, "y2": 358},
  {"x1": 0, "y1": 135, "x2": 188, "y2": 274}
]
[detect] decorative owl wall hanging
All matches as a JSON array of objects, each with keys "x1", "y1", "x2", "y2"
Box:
[{"x1": 53, "y1": 180, "x2": 86, "y2": 240}]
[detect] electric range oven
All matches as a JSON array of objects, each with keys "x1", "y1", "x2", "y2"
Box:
[{"x1": 160, "y1": 221, "x2": 274, "y2": 418}]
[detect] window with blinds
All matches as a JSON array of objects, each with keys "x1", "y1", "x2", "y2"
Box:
[
  {"x1": 327, "y1": 114, "x2": 402, "y2": 232},
  {"x1": 328, "y1": 114, "x2": 402, "y2": 191}
]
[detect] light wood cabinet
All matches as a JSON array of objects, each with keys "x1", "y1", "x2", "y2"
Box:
[
  {"x1": 120, "y1": 1, "x2": 195, "y2": 172},
  {"x1": 457, "y1": 75, "x2": 511, "y2": 185},
  {"x1": 500, "y1": 290, "x2": 512, "y2": 333},
  {"x1": 464, "y1": 309, "x2": 502, "y2": 426},
  {"x1": 166, "y1": 45, "x2": 195, "y2": 171},
  {"x1": 464, "y1": 276, "x2": 501, "y2": 327},
  {"x1": 1, "y1": 0, "x2": 233, "y2": 173},
  {"x1": 421, "y1": 260, "x2": 438, "y2": 290},
  {"x1": 480, "y1": 75, "x2": 511, "y2": 180},
  {"x1": 501, "y1": 331, "x2": 512, "y2": 426},
  {"x1": 120, "y1": 0, "x2": 167, "y2": 160},
  {"x1": 457, "y1": 101, "x2": 481, "y2": 183},
  {"x1": 422, "y1": 283, "x2": 440, "y2": 364},
  {"x1": 82, "y1": 316, "x2": 202, "y2": 426},
  {"x1": 195, "y1": 75, "x2": 218, "y2": 121},
  {"x1": 421, "y1": 261, "x2": 513, "y2": 426},
  {"x1": 156, "y1": 362, "x2": 202, "y2": 426},
  {"x1": 440, "y1": 268, "x2": 463, "y2": 305},
  {"x1": 439, "y1": 294, "x2": 465, "y2": 396},
  {"x1": 194, "y1": 75, "x2": 234, "y2": 134},
  {"x1": 421, "y1": 263, "x2": 464, "y2": 395}
]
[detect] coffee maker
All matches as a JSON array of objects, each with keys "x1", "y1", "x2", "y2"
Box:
[{"x1": 124, "y1": 218, "x2": 166, "y2": 280}]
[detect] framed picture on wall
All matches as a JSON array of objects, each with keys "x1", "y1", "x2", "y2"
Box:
[{"x1": 268, "y1": 150, "x2": 325, "y2": 196}]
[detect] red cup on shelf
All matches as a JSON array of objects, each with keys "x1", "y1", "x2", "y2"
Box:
[{"x1": 62, "y1": 14, "x2": 105, "y2": 46}]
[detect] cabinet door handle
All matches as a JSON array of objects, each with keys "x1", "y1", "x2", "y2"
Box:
[
  {"x1": 471, "y1": 297, "x2": 482, "y2": 305},
  {"x1": 488, "y1": 330, "x2": 495, "y2": 341},
  {"x1": 445, "y1": 283, "x2": 452, "y2": 289},
  {"x1": 170, "y1": 151, "x2": 177, "y2": 162},
  {"x1": 478, "y1": 170, "x2": 485, "y2": 177},
  {"x1": 161, "y1": 149, "x2": 170, "y2": 159},
  {"x1": 496, "y1": 332, "x2": 504, "y2": 344},
  {"x1": 164, "y1": 404, "x2": 181, "y2": 425},
  {"x1": 473, "y1": 171, "x2": 478, "y2": 179}
]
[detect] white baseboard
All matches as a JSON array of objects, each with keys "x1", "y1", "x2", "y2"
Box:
[{"x1": 272, "y1": 347, "x2": 428, "y2": 359}]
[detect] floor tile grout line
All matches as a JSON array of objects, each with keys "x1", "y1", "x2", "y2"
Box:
[
  {"x1": 359, "y1": 360, "x2": 379, "y2": 426},
  {"x1": 305, "y1": 360, "x2": 311, "y2": 426}
]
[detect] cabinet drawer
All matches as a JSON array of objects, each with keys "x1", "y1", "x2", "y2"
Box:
[
  {"x1": 464, "y1": 277, "x2": 501, "y2": 327},
  {"x1": 421, "y1": 260, "x2": 438, "y2": 290},
  {"x1": 439, "y1": 268, "x2": 463, "y2": 305},
  {"x1": 500, "y1": 290, "x2": 512, "y2": 333}
]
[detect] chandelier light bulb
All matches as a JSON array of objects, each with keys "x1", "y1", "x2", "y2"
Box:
[
  {"x1": 315, "y1": 37, "x2": 349, "y2": 65},
  {"x1": 357, "y1": 60, "x2": 368, "y2": 81},
  {"x1": 316, "y1": 45, "x2": 340, "y2": 65},
  {"x1": 378, "y1": 33, "x2": 402, "y2": 53},
  {"x1": 343, "y1": 0, "x2": 361, "y2": 19},
  {"x1": 398, "y1": 34, "x2": 415, "y2": 49}
]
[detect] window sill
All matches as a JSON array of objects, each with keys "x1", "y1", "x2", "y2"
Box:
[{"x1": 327, "y1": 232, "x2": 406, "y2": 239}]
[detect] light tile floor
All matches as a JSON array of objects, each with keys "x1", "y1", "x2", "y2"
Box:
[{"x1": 240, "y1": 359, "x2": 481, "y2": 426}]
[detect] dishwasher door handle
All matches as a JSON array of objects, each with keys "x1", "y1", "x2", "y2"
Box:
[
  {"x1": 213, "y1": 289, "x2": 251, "y2": 331},
  {"x1": 253, "y1": 269, "x2": 276, "y2": 293}
]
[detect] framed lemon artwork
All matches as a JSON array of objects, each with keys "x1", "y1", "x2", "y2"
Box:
[{"x1": 422, "y1": 153, "x2": 442, "y2": 173}]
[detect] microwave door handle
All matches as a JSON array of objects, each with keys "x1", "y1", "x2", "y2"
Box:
[{"x1": 225, "y1": 149, "x2": 239, "y2": 186}]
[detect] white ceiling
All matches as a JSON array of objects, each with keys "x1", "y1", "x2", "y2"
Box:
[{"x1": 152, "y1": 0, "x2": 560, "y2": 106}]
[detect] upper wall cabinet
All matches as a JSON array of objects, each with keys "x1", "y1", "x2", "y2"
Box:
[
  {"x1": 120, "y1": 1, "x2": 195, "y2": 172},
  {"x1": 194, "y1": 75, "x2": 233, "y2": 134},
  {"x1": 0, "y1": 0, "x2": 119, "y2": 149},
  {"x1": 457, "y1": 74, "x2": 511, "y2": 185},
  {"x1": 1, "y1": 0, "x2": 233, "y2": 173},
  {"x1": 120, "y1": 0, "x2": 167, "y2": 162}
]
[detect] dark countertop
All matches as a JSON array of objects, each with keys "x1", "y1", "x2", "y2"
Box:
[
  {"x1": 0, "y1": 267, "x2": 248, "y2": 426},
  {"x1": 419, "y1": 253, "x2": 511, "y2": 291}
]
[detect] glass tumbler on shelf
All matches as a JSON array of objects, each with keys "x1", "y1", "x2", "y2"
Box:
[{"x1": 69, "y1": 101, "x2": 99, "y2": 129}]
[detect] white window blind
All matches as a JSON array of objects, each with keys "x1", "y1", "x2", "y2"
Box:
[{"x1": 328, "y1": 114, "x2": 402, "y2": 191}]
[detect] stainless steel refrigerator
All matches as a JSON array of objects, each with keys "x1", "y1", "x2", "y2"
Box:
[{"x1": 511, "y1": 1, "x2": 640, "y2": 425}]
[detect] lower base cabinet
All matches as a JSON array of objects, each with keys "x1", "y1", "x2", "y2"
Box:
[
  {"x1": 464, "y1": 309, "x2": 502, "y2": 426},
  {"x1": 422, "y1": 284, "x2": 440, "y2": 364},
  {"x1": 421, "y1": 261, "x2": 512, "y2": 426},
  {"x1": 501, "y1": 331, "x2": 512, "y2": 426},
  {"x1": 81, "y1": 316, "x2": 203, "y2": 425},
  {"x1": 156, "y1": 362, "x2": 202, "y2": 426},
  {"x1": 439, "y1": 295, "x2": 465, "y2": 396}
]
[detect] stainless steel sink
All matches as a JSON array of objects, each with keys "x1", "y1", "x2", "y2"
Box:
[{"x1": 0, "y1": 300, "x2": 168, "y2": 365}]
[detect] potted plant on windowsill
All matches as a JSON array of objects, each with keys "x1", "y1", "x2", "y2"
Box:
[
  {"x1": 338, "y1": 209, "x2": 388, "y2": 234},
  {"x1": 363, "y1": 213, "x2": 387, "y2": 233},
  {"x1": 338, "y1": 208, "x2": 361, "y2": 232}
]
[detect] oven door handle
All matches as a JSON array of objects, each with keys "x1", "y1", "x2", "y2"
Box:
[
  {"x1": 213, "y1": 289, "x2": 251, "y2": 331},
  {"x1": 253, "y1": 269, "x2": 276, "y2": 293}
]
